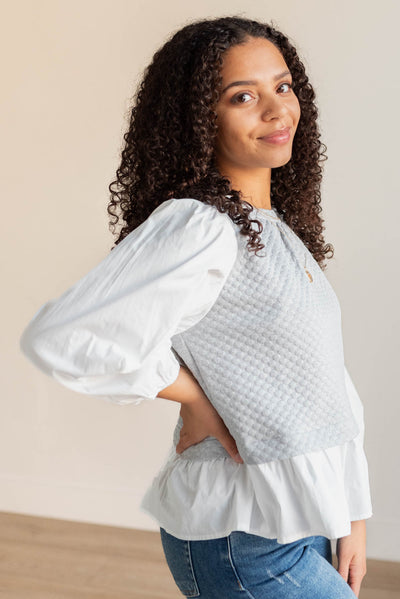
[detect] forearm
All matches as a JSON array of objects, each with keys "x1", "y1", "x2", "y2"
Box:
[
  {"x1": 336, "y1": 519, "x2": 367, "y2": 597},
  {"x1": 157, "y1": 365, "x2": 206, "y2": 404}
]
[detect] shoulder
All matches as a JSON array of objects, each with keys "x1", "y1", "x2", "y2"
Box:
[
  {"x1": 143, "y1": 197, "x2": 238, "y2": 252},
  {"x1": 113, "y1": 198, "x2": 238, "y2": 277},
  {"x1": 151, "y1": 197, "x2": 235, "y2": 228}
]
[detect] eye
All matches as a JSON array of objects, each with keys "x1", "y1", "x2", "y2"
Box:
[
  {"x1": 231, "y1": 82, "x2": 293, "y2": 105},
  {"x1": 279, "y1": 82, "x2": 293, "y2": 93},
  {"x1": 230, "y1": 91, "x2": 253, "y2": 104}
]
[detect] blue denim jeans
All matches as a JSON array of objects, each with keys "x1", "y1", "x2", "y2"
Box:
[{"x1": 160, "y1": 527, "x2": 357, "y2": 598}]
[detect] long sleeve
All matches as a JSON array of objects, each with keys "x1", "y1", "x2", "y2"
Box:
[
  {"x1": 344, "y1": 364, "x2": 365, "y2": 445},
  {"x1": 343, "y1": 363, "x2": 373, "y2": 517},
  {"x1": 19, "y1": 198, "x2": 238, "y2": 406}
]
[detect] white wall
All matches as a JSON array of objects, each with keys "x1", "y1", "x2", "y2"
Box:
[{"x1": 1, "y1": 0, "x2": 398, "y2": 561}]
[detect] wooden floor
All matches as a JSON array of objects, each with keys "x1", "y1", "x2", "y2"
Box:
[{"x1": 0, "y1": 511, "x2": 399, "y2": 598}]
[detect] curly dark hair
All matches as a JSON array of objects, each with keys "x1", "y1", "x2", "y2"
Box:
[{"x1": 107, "y1": 15, "x2": 334, "y2": 268}]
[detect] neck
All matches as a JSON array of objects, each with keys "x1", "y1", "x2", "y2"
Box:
[{"x1": 217, "y1": 164, "x2": 272, "y2": 210}]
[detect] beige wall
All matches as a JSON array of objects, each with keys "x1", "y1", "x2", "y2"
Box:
[{"x1": 2, "y1": 0, "x2": 399, "y2": 561}]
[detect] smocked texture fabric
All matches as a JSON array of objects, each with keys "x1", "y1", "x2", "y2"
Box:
[{"x1": 171, "y1": 207, "x2": 359, "y2": 464}]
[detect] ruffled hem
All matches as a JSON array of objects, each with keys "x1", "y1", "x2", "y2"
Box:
[{"x1": 140, "y1": 437, "x2": 373, "y2": 544}]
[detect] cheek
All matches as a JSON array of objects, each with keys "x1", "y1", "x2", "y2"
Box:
[
  {"x1": 291, "y1": 97, "x2": 301, "y2": 124},
  {"x1": 216, "y1": 117, "x2": 241, "y2": 145}
]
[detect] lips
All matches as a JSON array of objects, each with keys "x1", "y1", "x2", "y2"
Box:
[{"x1": 260, "y1": 126, "x2": 291, "y2": 140}]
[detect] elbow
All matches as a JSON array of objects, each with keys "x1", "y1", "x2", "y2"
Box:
[
  {"x1": 19, "y1": 319, "x2": 82, "y2": 382},
  {"x1": 19, "y1": 321, "x2": 54, "y2": 376},
  {"x1": 19, "y1": 301, "x2": 61, "y2": 375}
]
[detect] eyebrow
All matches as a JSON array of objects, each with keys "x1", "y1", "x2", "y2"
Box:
[{"x1": 221, "y1": 70, "x2": 292, "y2": 95}]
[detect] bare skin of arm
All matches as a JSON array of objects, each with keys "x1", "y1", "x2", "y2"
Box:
[
  {"x1": 157, "y1": 365, "x2": 244, "y2": 463},
  {"x1": 336, "y1": 519, "x2": 367, "y2": 598}
]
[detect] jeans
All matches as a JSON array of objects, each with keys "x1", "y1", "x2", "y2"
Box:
[{"x1": 160, "y1": 527, "x2": 357, "y2": 598}]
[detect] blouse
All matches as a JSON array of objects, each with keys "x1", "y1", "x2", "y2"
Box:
[{"x1": 19, "y1": 196, "x2": 373, "y2": 544}]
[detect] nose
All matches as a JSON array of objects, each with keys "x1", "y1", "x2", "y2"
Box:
[{"x1": 260, "y1": 96, "x2": 290, "y2": 122}]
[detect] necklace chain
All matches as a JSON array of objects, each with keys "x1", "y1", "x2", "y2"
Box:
[{"x1": 260, "y1": 213, "x2": 313, "y2": 283}]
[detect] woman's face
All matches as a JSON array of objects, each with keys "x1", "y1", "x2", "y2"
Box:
[{"x1": 214, "y1": 36, "x2": 301, "y2": 171}]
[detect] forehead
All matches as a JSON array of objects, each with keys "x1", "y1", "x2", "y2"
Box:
[{"x1": 219, "y1": 37, "x2": 288, "y2": 79}]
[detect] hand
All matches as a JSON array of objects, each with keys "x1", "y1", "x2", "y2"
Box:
[
  {"x1": 336, "y1": 519, "x2": 367, "y2": 597},
  {"x1": 176, "y1": 394, "x2": 244, "y2": 463}
]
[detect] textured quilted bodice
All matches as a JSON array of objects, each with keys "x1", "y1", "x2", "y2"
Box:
[{"x1": 171, "y1": 207, "x2": 360, "y2": 465}]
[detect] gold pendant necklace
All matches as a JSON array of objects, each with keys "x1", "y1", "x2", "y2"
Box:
[
  {"x1": 249, "y1": 204, "x2": 314, "y2": 283},
  {"x1": 304, "y1": 259, "x2": 313, "y2": 282},
  {"x1": 273, "y1": 216, "x2": 314, "y2": 284}
]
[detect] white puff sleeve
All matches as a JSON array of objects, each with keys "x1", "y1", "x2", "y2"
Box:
[
  {"x1": 343, "y1": 363, "x2": 373, "y2": 517},
  {"x1": 344, "y1": 364, "x2": 365, "y2": 444},
  {"x1": 19, "y1": 198, "x2": 238, "y2": 405}
]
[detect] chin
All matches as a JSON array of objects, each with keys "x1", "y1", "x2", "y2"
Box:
[
  {"x1": 262, "y1": 157, "x2": 292, "y2": 169},
  {"x1": 279, "y1": 155, "x2": 293, "y2": 167}
]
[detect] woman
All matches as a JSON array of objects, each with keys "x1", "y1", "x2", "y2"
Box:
[{"x1": 20, "y1": 15, "x2": 372, "y2": 599}]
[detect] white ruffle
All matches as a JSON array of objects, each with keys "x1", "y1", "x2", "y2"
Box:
[
  {"x1": 140, "y1": 435, "x2": 373, "y2": 544},
  {"x1": 140, "y1": 364, "x2": 373, "y2": 543}
]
